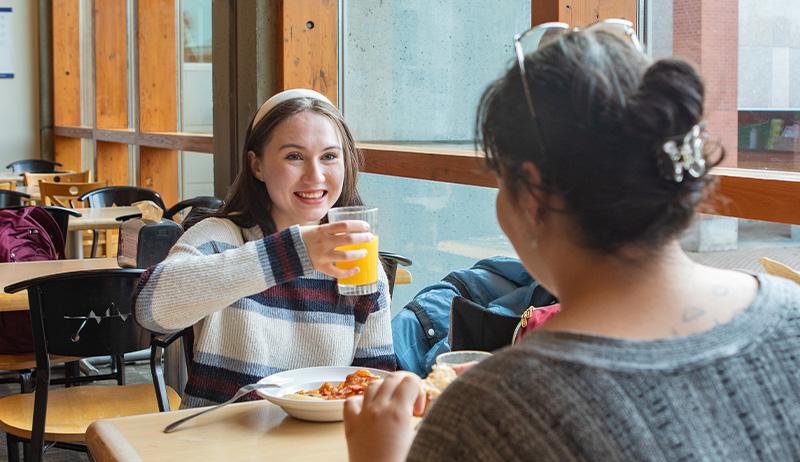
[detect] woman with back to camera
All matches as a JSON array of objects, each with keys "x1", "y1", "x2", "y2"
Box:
[
  {"x1": 343, "y1": 22, "x2": 800, "y2": 461},
  {"x1": 134, "y1": 89, "x2": 395, "y2": 409}
]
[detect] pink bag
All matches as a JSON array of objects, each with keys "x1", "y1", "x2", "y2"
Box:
[{"x1": 512, "y1": 303, "x2": 560, "y2": 344}]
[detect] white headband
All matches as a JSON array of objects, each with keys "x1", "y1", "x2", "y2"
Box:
[{"x1": 251, "y1": 88, "x2": 335, "y2": 129}]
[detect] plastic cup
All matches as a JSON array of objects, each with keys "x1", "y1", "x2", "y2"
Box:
[
  {"x1": 327, "y1": 206, "x2": 379, "y2": 296},
  {"x1": 435, "y1": 350, "x2": 492, "y2": 368}
]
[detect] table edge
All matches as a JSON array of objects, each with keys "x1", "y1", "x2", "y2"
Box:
[{"x1": 86, "y1": 420, "x2": 144, "y2": 462}]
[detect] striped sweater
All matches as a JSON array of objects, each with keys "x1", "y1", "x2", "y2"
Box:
[{"x1": 134, "y1": 217, "x2": 396, "y2": 408}]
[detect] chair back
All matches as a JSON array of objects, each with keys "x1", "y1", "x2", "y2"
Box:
[
  {"x1": 5, "y1": 269, "x2": 149, "y2": 359},
  {"x1": 6, "y1": 159, "x2": 62, "y2": 174},
  {"x1": 78, "y1": 185, "x2": 166, "y2": 210},
  {"x1": 0, "y1": 189, "x2": 31, "y2": 208},
  {"x1": 23, "y1": 170, "x2": 90, "y2": 186},
  {"x1": 38, "y1": 180, "x2": 107, "y2": 208},
  {"x1": 164, "y1": 196, "x2": 223, "y2": 220},
  {"x1": 0, "y1": 181, "x2": 14, "y2": 190}
]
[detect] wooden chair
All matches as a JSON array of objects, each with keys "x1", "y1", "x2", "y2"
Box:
[
  {"x1": 0, "y1": 181, "x2": 14, "y2": 190},
  {"x1": 0, "y1": 269, "x2": 181, "y2": 461},
  {"x1": 761, "y1": 257, "x2": 800, "y2": 285},
  {"x1": 22, "y1": 171, "x2": 90, "y2": 187},
  {"x1": 38, "y1": 180, "x2": 106, "y2": 208}
]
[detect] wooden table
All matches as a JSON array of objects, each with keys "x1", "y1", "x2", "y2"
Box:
[
  {"x1": 86, "y1": 401, "x2": 378, "y2": 462},
  {"x1": 0, "y1": 258, "x2": 120, "y2": 312},
  {"x1": 0, "y1": 172, "x2": 22, "y2": 184}
]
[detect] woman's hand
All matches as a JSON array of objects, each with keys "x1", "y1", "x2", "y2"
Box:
[
  {"x1": 344, "y1": 372, "x2": 426, "y2": 462},
  {"x1": 299, "y1": 220, "x2": 373, "y2": 279}
]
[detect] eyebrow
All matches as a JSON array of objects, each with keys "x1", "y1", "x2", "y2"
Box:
[{"x1": 279, "y1": 143, "x2": 342, "y2": 151}]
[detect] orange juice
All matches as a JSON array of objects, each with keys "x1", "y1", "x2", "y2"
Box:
[{"x1": 335, "y1": 236, "x2": 379, "y2": 286}]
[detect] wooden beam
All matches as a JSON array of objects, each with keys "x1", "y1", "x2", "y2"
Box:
[
  {"x1": 360, "y1": 144, "x2": 496, "y2": 188},
  {"x1": 280, "y1": 0, "x2": 338, "y2": 105}
]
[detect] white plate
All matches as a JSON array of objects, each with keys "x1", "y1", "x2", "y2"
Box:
[{"x1": 256, "y1": 366, "x2": 389, "y2": 422}]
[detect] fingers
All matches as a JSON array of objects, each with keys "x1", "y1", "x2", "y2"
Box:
[
  {"x1": 343, "y1": 395, "x2": 363, "y2": 435},
  {"x1": 451, "y1": 361, "x2": 478, "y2": 376},
  {"x1": 391, "y1": 375, "x2": 425, "y2": 415},
  {"x1": 323, "y1": 220, "x2": 370, "y2": 234}
]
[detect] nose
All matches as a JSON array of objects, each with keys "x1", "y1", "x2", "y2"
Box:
[{"x1": 303, "y1": 159, "x2": 325, "y2": 183}]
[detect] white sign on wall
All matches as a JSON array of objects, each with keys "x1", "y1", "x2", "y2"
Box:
[{"x1": 0, "y1": 7, "x2": 14, "y2": 79}]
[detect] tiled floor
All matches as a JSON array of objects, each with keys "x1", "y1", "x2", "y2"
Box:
[{"x1": 0, "y1": 361, "x2": 153, "y2": 462}]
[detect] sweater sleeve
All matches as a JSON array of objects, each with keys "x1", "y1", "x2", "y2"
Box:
[
  {"x1": 351, "y1": 265, "x2": 397, "y2": 371},
  {"x1": 134, "y1": 218, "x2": 314, "y2": 333}
]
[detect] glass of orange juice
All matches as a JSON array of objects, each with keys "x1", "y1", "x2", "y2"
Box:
[{"x1": 327, "y1": 206, "x2": 379, "y2": 296}]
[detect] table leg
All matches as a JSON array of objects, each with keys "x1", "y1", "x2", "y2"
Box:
[{"x1": 65, "y1": 230, "x2": 83, "y2": 259}]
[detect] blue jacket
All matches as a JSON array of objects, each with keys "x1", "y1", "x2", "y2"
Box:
[{"x1": 391, "y1": 256, "x2": 544, "y2": 376}]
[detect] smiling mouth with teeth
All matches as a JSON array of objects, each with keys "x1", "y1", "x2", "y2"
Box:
[{"x1": 296, "y1": 191, "x2": 325, "y2": 199}]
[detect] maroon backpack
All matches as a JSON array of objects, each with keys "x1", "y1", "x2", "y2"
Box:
[{"x1": 0, "y1": 207, "x2": 66, "y2": 353}]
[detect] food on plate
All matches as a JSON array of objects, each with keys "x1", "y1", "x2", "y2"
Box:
[
  {"x1": 422, "y1": 364, "x2": 457, "y2": 400},
  {"x1": 283, "y1": 369, "x2": 381, "y2": 401}
]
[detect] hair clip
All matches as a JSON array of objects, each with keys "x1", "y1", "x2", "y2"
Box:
[{"x1": 661, "y1": 124, "x2": 707, "y2": 183}]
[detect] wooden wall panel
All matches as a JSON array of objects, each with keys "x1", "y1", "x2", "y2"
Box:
[
  {"x1": 52, "y1": 0, "x2": 81, "y2": 126},
  {"x1": 96, "y1": 142, "x2": 129, "y2": 186},
  {"x1": 54, "y1": 137, "x2": 82, "y2": 172},
  {"x1": 138, "y1": 0, "x2": 178, "y2": 205},
  {"x1": 94, "y1": 0, "x2": 128, "y2": 129},
  {"x1": 540, "y1": 0, "x2": 637, "y2": 27},
  {"x1": 139, "y1": 148, "x2": 179, "y2": 207},
  {"x1": 138, "y1": 0, "x2": 177, "y2": 132},
  {"x1": 281, "y1": 0, "x2": 338, "y2": 105}
]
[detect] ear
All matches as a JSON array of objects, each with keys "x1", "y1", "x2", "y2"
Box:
[
  {"x1": 248, "y1": 150, "x2": 264, "y2": 182},
  {"x1": 518, "y1": 161, "x2": 545, "y2": 226}
]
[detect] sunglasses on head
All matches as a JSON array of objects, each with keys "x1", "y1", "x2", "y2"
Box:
[{"x1": 512, "y1": 19, "x2": 644, "y2": 154}]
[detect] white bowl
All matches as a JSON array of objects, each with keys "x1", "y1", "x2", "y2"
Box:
[{"x1": 256, "y1": 366, "x2": 389, "y2": 422}]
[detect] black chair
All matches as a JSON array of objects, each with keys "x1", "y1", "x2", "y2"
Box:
[
  {"x1": 0, "y1": 269, "x2": 180, "y2": 461},
  {"x1": 78, "y1": 186, "x2": 167, "y2": 257},
  {"x1": 77, "y1": 186, "x2": 166, "y2": 210},
  {"x1": 0, "y1": 205, "x2": 82, "y2": 394},
  {"x1": 0, "y1": 190, "x2": 31, "y2": 208},
  {"x1": 379, "y1": 251, "x2": 413, "y2": 297},
  {"x1": 6, "y1": 160, "x2": 62, "y2": 175},
  {"x1": 164, "y1": 196, "x2": 224, "y2": 221}
]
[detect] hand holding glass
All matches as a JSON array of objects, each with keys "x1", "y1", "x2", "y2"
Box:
[{"x1": 327, "y1": 206, "x2": 379, "y2": 296}]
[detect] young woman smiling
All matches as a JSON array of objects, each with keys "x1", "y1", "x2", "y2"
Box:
[{"x1": 134, "y1": 89, "x2": 396, "y2": 408}]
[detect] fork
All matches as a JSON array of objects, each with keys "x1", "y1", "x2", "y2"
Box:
[{"x1": 163, "y1": 379, "x2": 290, "y2": 433}]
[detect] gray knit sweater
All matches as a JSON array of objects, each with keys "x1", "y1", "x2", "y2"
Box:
[{"x1": 409, "y1": 274, "x2": 800, "y2": 461}]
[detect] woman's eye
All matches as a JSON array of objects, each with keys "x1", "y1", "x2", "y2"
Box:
[
  {"x1": 285, "y1": 152, "x2": 302, "y2": 160},
  {"x1": 322, "y1": 152, "x2": 338, "y2": 161}
]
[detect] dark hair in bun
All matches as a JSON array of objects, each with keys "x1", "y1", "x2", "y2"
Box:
[{"x1": 477, "y1": 29, "x2": 723, "y2": 255}]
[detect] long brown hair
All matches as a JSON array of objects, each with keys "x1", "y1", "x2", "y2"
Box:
[{"x1": 216, "y1": 97, "x2": 363, "y2": 234}]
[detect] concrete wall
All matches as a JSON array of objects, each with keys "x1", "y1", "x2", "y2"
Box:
[
  {"x1": 342, "y1": 0, "x2": 530, "y2": 142},
  {"x1": 738, "y1": 0, "x2": 800, "y2": 109},
  {"x1": 0, "y1": 0, "x2": 39, "y2": 169},
  {"x1": 181, "y1": 62, "x2": 214, "y2": 199}
]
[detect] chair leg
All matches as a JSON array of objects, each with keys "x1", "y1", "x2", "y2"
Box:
[
  {"x1": 19, "y1": 370, "x2": 33, "y2": 393},
  {"x1": 6, "y1": 433, "x2": 20, "y2": 462},
  {"x1": 64, "y1": 360, "x2": 80, "y2": 387},
  {"x1": 90, "y1": 229, "x2": 99, "y2": 258}
]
